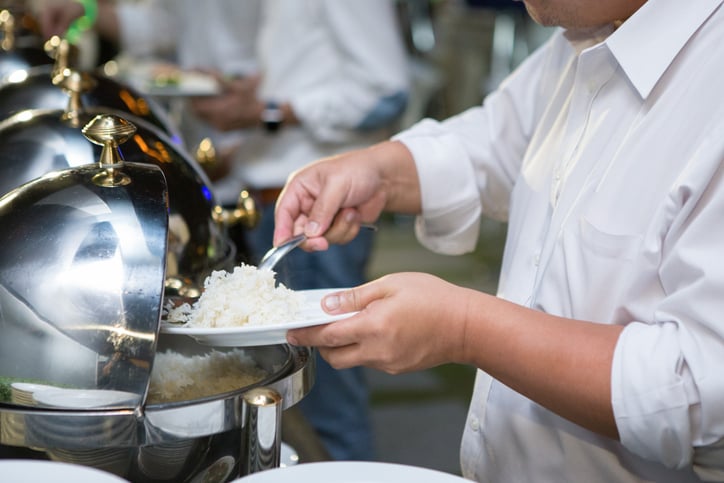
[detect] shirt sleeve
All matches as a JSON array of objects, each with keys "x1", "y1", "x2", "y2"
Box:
[
  {"x1": 393, "y1": 31, "x2": 567, "y2": 255},
  {"x1": 288, "y1": 0, "x2": 411, "y2": 142},
  {"x1": 611, "y1": 122, "x2": 724, "y2": 477}
]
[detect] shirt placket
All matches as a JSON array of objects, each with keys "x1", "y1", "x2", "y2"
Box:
[{"x1": 531, "y1": 46, "x2": 617, "y2": 306}]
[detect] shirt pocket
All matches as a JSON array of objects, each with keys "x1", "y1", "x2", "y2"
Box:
[{"x1": 578, "y1": 215, "x2": 643, "y2": 261}]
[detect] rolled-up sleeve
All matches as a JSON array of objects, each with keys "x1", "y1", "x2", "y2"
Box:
[{"x1": 612, "y1": 126, "x2": 724, "y2": 479}]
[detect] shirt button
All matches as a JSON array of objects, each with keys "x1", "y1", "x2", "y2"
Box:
[
  {"x1": 469, "y1": 417, "x2": 480, "y2": 432},
  {"x1": 533, "y1": 252, "x2": 541, "y2": 266}
]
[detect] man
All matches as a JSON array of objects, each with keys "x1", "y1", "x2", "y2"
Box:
[{"x1": 272, "y1": 0, "x2": 724, "y2": 481}]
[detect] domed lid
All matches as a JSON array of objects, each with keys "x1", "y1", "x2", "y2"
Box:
[
  {"x1": 0, "y1": 114, "x2": 168, "y2": 410},
  {"x1": 0, "y1": 102, "x2": 251, "y2": 291}
]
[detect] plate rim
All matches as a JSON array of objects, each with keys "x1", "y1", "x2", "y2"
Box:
[
  {"x1": 160, "y1": 288, "x2": 355, "y2": 347},
  {"x1": 0, "y1": 459, "x2": 129, "y2": 482},
  {"x1": 232, "y1": 461, "x2": 468, "y2": 482}
]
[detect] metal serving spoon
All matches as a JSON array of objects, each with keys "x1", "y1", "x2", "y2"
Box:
[{"x1": 258, "y1": 223, "x2": 378, "y2": 271}]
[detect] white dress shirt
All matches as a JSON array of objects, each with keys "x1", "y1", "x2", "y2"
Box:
[
  {"x1": 116, "y1": 0, "x2": 260, "y2": 76},
  {"x1": 396, "y1": 0, "x2": 724, "y2": 481}
]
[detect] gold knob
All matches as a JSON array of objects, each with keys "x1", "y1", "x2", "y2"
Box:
[
  {"x1": 0, "y1": 10, "x2": 15, "y2": 52},
  {"x1": 195, "y1": 137, "x2": 217, "y2": 169},
  {"x1": 82, "y1": 114, "x2": 137, "y2": 187},
  {"x1": 57, "y1": 69, "x2": 96, "y2": 126},
  {"x1": 212, "y1": 189, "x2": 260, "y2": 229},
  {"x1": 48, "y1": 37, "x2": 80, "y2": 85}
]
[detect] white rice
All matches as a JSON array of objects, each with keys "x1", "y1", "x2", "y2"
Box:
[
  {"x1": 147, "y1": 349, "x2": 267, "y2": 403},
  {"x1": 164, "y1": 264, "x2": 304, "y2": 328}
]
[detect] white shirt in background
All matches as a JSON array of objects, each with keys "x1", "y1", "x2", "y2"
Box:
[{"x1": 214, "y1": 0, "x2": 410, "y2": 205}]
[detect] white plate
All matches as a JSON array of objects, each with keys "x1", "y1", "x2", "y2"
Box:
[
  {"x1": 0, "y1": 460, "x2": 128, "y2": 482},
  {"x1": 140, "y1": 70, "x2": 222, "y2": 97},
  {"x1": 280, "y1": 442, "x2": 299, "y2": 467},
  {"x1": 232, "y1": 461, "x2": 469, "y2": 483},
  {"x1": 32, "y1": 388, "x2": 139, "y2": 409},
  {"x1": 10, "y1": 382, "x2": 57, "y2": 393},
  {"x1": 161, "y1": 288, "x2": 355, "y2": 347},
  {"x1": 111, "y1": 58, "x2": 222, "y2": 97}
]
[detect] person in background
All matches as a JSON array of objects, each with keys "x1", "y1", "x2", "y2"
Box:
[
  {"x1": 190, "y1": 1, "x2": 410, "y2": 461},
  {"x1": 270, "y1": 0, "x2": 724, "y2": 481}
]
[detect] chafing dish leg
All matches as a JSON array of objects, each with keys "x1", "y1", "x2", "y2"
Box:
[{"x1": 240, "y1": 387, "x2": 282, "y2": 475}]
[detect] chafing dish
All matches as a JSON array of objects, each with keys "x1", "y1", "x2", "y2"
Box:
[
  {"x1": 0, "y1": 114, "x2": 167, "y2": 406},
  {"x1": 0, "y1": 114, "x2": 313, "y2": 481}
]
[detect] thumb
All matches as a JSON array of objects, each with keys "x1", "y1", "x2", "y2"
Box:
[{"x1": 321, "y1": 282, "x2": 381, "y2": 315}]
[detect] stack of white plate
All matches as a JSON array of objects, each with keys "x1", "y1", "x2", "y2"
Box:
[
  {"x1": 0, "y1": 459, "x2": 129, "y2": 482},
  {"x1": 9, "y1": 382, "x2": 57, "y2": 406},
  {"x1": 32, "y1": 388, "x2": 137, "y2": 409},
  {"x1": 233, "y1": 461, "x2": 470, "y2": 482}
]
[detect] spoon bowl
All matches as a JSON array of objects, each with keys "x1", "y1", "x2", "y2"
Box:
[
  {"x1": 258, "y1": 223, "x2": 378, "y2": 271},
  {"x1": 258, "y1": 234, "x2": 308, "y2": 271}
]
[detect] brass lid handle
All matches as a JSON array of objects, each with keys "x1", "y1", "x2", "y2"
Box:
[
  {"x1": 47, "y1": 36, "x2": 79, "y2": 85},
  {"x1": 81, "y1": 114, "x2": 137, "y2": 187},
  {"x1": 57, "y1": 69, "x2": 96, "y2": 126},
  {"x1": 0, "y1": 10, "x2": 15, "y2": 52},
  {"x1": 212, "y1": 189, "x2": 260, "y2": 229}
]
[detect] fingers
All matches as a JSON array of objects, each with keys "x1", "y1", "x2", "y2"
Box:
[
  {"x1": 272, "y1": 148, "x2": 386, "y2": 248},
  {"x1": 286, "y1": 273, "x2": 470, "y2": 374},
  {"x1": 302, "y1": 182, "x2": 349, "y2": 238},
  {"x1": 272, "y1": 185, "x2": 307, "y2": 245},
  {"x1": 272, "y1": 165, "x2": 341, "y2": 245},
  {"x1": 322, "y1": 208, "x2": 364, "y2": 244}
]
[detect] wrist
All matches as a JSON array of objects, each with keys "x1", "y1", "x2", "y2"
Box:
[{"x1": 260, "y1": 100, "x2": 284, "y2": 133}]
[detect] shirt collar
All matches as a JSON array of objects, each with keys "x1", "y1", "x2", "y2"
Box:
[{"x1": 605, "y1": 0, "x2": 724, "y2": 99}]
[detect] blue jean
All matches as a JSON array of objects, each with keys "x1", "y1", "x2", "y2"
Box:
[{"x1": 244, "y1": 203, "x2": 376, "y2": 461}]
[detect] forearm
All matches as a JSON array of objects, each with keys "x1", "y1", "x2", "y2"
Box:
[{"x1": 459, "y1": 289, "x2": 623, "y2": 439}]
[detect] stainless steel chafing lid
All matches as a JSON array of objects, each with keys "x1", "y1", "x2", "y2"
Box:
[
  {"x1": 0, "y1": 104, "x2": 244, "y2": 288},
  {"x1": 0, "y1": 114, "x2": 168, "y2": 410},
  {"x1": 0, "y1": 37, "x2": 182, "y2": 142}
]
